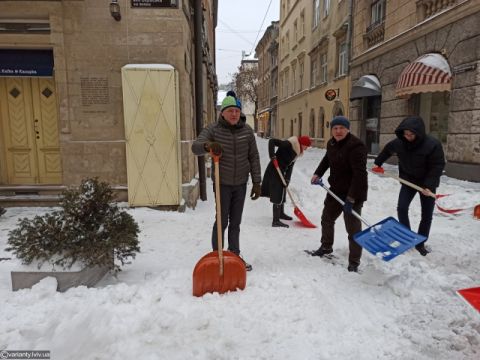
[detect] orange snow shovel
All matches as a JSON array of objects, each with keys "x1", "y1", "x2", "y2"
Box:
[
  {"x1": 192, "y1": 154, "x2": 246, "y2": 297},
  {"x1": 457, "y1": 287, "x2": 480, "y2": 313},
  {"x1": 273, "y1": 159, "x2": 316, "y2": 228}
]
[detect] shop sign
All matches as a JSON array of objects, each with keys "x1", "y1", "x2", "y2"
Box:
[
  {"x1": 325, "y1": 89, "x2": 337, "y2": 101},
  {"x1": 131, "y1": 0, "x2": 178, "y2": 8}
]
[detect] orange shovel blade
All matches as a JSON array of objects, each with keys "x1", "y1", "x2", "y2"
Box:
[
  {"x1": 193, "y1": 251, "x2": 246, "y2": 297},
  {"x1": 294, "y1": 206, "x2": 317, "y2": 228},
  {"x1": 457, "y1": 287, "x2": 480, "y2": 312},
  {"x1": 474, "y1": 205, "x2": 480, "y2": 219}
]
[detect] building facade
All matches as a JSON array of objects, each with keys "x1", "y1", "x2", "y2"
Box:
[
  {"x1": 255, "y1": 21, "x2": 279, "y2": 138},
  {"x1": 350, "y1": 0, "x2": 480, "y2": 181},
  {"x1": 0, "y1": 0, "x2": 218, "y2": 207},
  {"x1": 277, "y1": 0, "x2": 353, "y2": 148}
]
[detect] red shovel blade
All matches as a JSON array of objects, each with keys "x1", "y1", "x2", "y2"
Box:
[
  {"x1": 474, "y1": 205, "x2": 480, "y2": 219},
  {"x1": 457, "y1": 287, "x2": 480, "y2": 312},
  {"x1": 294, "y1": 206, "x2": 316, "y2": 228},
  {"x1": 436, "y1": 204, "x2": 465, "y2": 214}
]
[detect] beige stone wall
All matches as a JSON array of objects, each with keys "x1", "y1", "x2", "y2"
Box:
[
  {"x1": 278, "y1": 0, "x2": 351, "y2": 144},
  {"x1": 0, "y1": 0, "x2": 218, "y2": 202}
]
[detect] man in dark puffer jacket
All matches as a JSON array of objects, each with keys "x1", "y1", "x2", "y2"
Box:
[
  {"x1": 309, "y1": 116, "x2": 368, "y2": 273},
  {"x1": 372, "y1": 115, "x2": 445, "y2": 256},
  {"x1": 192, "y1": 95, "x2": 261, "y2": 271}
]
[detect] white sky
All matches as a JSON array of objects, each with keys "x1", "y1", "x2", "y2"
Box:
[{"x1": 216, "y1": 0, "x2": 280, "y2": 85}]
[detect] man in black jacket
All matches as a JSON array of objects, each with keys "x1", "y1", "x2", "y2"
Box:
[
  {"x1": 372, "y1": 115, "x2": 445, "y2": 256},
  {"x1": 191, "y1": 95, "x2": 262, "y2": 271},
  {"x1": 309, "y1": 116, "x2": 368, "y2": 272}
]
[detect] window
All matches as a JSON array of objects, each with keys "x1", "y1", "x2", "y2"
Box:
[
  {"x1": 300, "y1": 10, "x2": 305, "y2": 38},
  {"x1": 318, "y1": 108, "x2": 325, "y2": 138},
  {"x1": 323, "y1": 0, "x2": 330, "y2": 18},
  {"x1": 320, "y1": 52, "x2": 327, "y2": 83},
  {"x1": 309, "y1": 109, "x2": 315, "y2": 138},
  {"x1": 286, "y1": 31, "x2": 290, "y2": 50},
  {"x1": 294, "y1": 20, "x2": 298, "y2": 43},
  {"x1": 337, "y1": 42, "x2": 347, "y2": 76},
  {"x1": 292, "y1": 63, "x2": 297, "y2": 94},
  {"x1": 313, "y1": 0, "x2": 320, "y2": 28},
  {"x1": 311, "y1": 55, "x2": 318, "y2": 87},
  {"x1": 285, "y1": 69, "x2": 289, "y2": 97},
  {"x1": 371, "y1": 0, "x2": 385, "y2": 26},
  {"x1": 299, "y1": 60, "x2": 304, "y2": 90}
]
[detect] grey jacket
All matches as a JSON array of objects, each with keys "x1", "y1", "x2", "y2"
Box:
[{"x1": 192, "y1": 115, "x2": 261, "y2": 186}]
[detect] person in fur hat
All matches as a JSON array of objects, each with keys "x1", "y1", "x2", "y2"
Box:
[{"x1": 261, "y1": 135, "x2": 312, "y2": 228}]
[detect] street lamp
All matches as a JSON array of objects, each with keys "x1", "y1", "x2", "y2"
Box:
[{"x1": 109, "y1": 0, "x2": 121, "y2": 21}]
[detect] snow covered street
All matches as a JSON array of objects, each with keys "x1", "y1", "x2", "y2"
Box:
[{"x1": 1, "y1": 136, "x2": 479, "y2": 360}]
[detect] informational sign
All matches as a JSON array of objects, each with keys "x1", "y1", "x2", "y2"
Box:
[
  {"x1": 131, "y1": 0, "x2": 178, "y2": 7},
  {"x1": 325, "y1": 89, "x2": 337, "y2": 101},
  {"x1": 0, "y1": 49, "x2": 53, "y2": 77}
]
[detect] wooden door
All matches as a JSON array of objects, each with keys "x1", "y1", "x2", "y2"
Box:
[{"x1": 0, "y1": 77, "x2": 62, "y2": 184}]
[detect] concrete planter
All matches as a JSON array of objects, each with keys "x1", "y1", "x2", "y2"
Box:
[{"x1": 11, "y1": 264, "x2": 110, "y2": 292}]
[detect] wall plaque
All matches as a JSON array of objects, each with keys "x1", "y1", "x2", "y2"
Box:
[
  {"x1": 131, "y1": 0, "x2": 178, "y2": 8},
  {"x1": 80, "y1": 77, "x2": 109, "y2": 106}
]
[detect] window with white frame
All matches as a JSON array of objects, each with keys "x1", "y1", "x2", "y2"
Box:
[
  {"x1": 323, "y1": 0, "x2": 330, "y2": 18},
  {"x1": 313, "y1": 0, "x2": 320, "y2": 28},
  {"x1": 337, "y1": 42, "x2": 347, "y2": 76},
  {"x1": 320, "y1": 52, "x2": 327, "y2": 83},
  {"x1": 292, "y1": 63, "x2": 297, "y2": 94},
  {"x1": 299, "y1": 60, "x2": 304, "y2": 90},
  {"x1": 311, "y1": 54, "x2": 318, "y2": 87},
  {"x1": 371, "y1": 0, "x2": 385, "y2": 26}
]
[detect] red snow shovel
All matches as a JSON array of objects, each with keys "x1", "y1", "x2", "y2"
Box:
[
  {"x1": 273, "y1": 159, "x2": 316, "y2": 228},
  {"x1": 457, "y1": 287, "x2": 480, "y2": 313},
  {"x1": 192, "y1": 154, "x2": 246, "y2": 297},
  {"x1": 371, "y1": 169, "x2": 466, "y2": 214}
]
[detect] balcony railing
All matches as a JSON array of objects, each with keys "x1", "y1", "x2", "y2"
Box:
[
  {"x1": 364, "y1": 18, "x2": 385, "y2": 48},
  {"x1": 416, "y1": 0, "x2": 458, "y2": 20}
]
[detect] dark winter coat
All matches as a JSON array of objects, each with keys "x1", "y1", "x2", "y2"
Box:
[
  {"x1": 191, "y1": 114, "x2": 261, "y2": 186},
  {"x1": 374, "y1": 116, "x2": 445, "y2": 190},
  {"x1": 261, "y1": 138, "x2": 299, "y2": 204},
  {"x1": 314, "y1": 133, "x2": 368, "y2": 202}
]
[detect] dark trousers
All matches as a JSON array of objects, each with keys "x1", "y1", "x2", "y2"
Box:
[
  {"x1": 397, "y1": 184, "x2": 435, "y2": 244},
  {"x1": 320, "y1": 194, "x2": 364, "y2": 266},
  {"x1": 211, "y1": 183, "x2": 247, "y2": 255}
]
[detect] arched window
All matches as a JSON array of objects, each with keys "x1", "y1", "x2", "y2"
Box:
[{"x1": 290, "y1": 119, "x2": 294, "y2": 137}]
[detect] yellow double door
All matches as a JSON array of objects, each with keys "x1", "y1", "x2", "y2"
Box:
[{"x1": 0, "y1": 77, "x2": 62, "y2": 185}]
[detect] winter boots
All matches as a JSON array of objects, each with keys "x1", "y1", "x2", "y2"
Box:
[
  {"x1": 309, "y1": 247, "x2": 333, "y2": 257},
  {"x1": 272, "y1": 204, "x2": 289, "y2": 228},
  {"x1": 415, "y1": 243, "x2": 430, "y2": 256},
  {"x1": 0, "y1": 207, "x2": 6, "y2": 217},
  {"x1": 279, "y1": 204, "x2": 292, "y2": 220}
]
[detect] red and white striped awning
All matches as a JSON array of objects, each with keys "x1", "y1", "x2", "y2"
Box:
[{"x1": 396, "y1": 53, "x2": 452, "y2": 97}]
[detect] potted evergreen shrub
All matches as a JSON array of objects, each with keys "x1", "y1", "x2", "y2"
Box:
[{"x1": 7, "y1": 178, "x2": 140, "y2": 291}]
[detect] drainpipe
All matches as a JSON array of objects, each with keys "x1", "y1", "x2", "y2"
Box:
[
  {"x1": 194, "y1": 0, "x2": 207, "y2": 201},
  {"x1": 346, "y1": 0, "x2": 354, "y2": 95}
]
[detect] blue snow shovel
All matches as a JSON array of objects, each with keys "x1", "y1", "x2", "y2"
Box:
[{"x1": 313, "y1": 181, "x2": 426, "y2": 261}]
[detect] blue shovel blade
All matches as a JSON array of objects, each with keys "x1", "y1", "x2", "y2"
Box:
[{"x1": 353, "y1": 217, "x2": 427, "y2": 261}]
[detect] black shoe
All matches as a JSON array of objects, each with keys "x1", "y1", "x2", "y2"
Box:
[
  {"x1": 415, "y1": 244, "x2": 430, "y2": 256},
  {"x1": 279, "y1": 213, "x2": 293, "y2": 221},
  {"x1": 239, "y1": 256, "x2": 252, "y2": 271},
  {"x1": 347, "y1": 264, "x2": 359, "y2": 272},
  {"x1": 279, "y1": 204, "x2": 293, "y2": 220},
  {"x1": 272, "y1": 220, "x2": 289, "y2": 228},
  {"x1": 0, "y1": 207, "x2": 6, "y2": 217},
  {"x1": 309, "y1": 247, "x2": 333, "y2": 257}
]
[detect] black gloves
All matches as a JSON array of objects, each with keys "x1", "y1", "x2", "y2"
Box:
[
  {"x1": 204, "y1": 142, "x2": 223, "y2": 156},
  {"x1": 250, "y1": 183, "x2": 261, "y2": 200}
]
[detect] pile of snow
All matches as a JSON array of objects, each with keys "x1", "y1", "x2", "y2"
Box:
[{"x1": 0, "y1": 137, "x2": 479, "y2": 359}]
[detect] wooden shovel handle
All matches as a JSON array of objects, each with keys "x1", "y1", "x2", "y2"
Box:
[
  {"x1": 273, "y1": 159, "x2": 297, "y2": 207},
  {"x1": 379, "y1": 172, "x2": 436, "y2": 199},
  {"x1": 213, "y1": 154, "x2": 223, "y2": 276}
]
